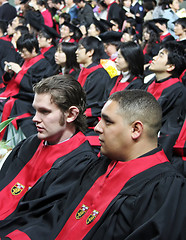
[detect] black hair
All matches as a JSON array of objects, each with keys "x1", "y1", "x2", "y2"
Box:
[
  {"x1": 161, "y1": 41, "x2": 186, "y2": 77},
  {"x1": 17, "y1": 33, "x2": 39, "y2": 53},
  {"x1": 119, "y1": 41, "x2": 144, "y2": 81},
  {"x1": 78, "y1": 36, "x2": 103, "y2": 63}
]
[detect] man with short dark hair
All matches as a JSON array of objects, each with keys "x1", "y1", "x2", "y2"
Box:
[
  {"x1": 0, "y1": 0, "x2": 17, "y2": 23},
  {"x1": 0, "y1": 74, "x2": 97, "y2": 221},
  {"x1": 0, "y1": 90, "x2": 185, "y2": 239},
  {"x1": 74, "y1": 0, "x2": 94, "y2": 27},
  {"x1": 147, "y1": 41, "x2": 186, "y2": 158}
]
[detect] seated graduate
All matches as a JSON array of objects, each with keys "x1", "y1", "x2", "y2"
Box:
[
  {"x1": 0, "y1": 33, "x2": 53, "y2": 143},
  {"x1": 146, "y1": 41, "x2": 186, "y2": 159},
  {"x1": 107, "y1": 41, "x2": 144, "y2": 96},
  {"x1": 54, "y1": 41, "x2": 80, "y2": 80},
  {"x1": 38, "y1": 24, "x2": 60, "y2": 74},
  {"x1": 0, "y1": 90, "x2": 185, "y2": 239},
  {"x1": 0, "y1": 74, "x2": 97, "y2": 222}
]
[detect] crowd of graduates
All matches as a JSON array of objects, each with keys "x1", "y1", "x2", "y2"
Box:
[{"x1": 0, "y1": 0, "x2": 185, "y2": 238}]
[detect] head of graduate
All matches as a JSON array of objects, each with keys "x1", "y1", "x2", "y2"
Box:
[
  {"x1": 76, "y1": 36, "x2": 103, "y2": 67},
  {"x1": 94, "y1": 90, "x2": 162, "y2": 161},
  {"x1": 32, "y1": 74, "x2": 87, "y2": 145},
  {"x1": 149, "y1": 41, "x2": 186, "y2": 80}
]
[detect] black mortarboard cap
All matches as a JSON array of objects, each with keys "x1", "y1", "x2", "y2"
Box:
[
  {"x1": 92, "y1": 17, "x2": 107, "y2": 33},
  {"x1": 25, "y1": 10, "x2": 44, "y2": 31},
  {"x1": 99, "y1": 31, "x2": 122, "y2": 43},
  {"x1": 41, "y1": 24, "x2": 60, "y2": 39}
]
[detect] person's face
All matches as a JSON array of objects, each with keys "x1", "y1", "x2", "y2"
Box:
[
  {"x1": 149, "y1": 48, "x2": 169, "y2": 73},
  {"x1": 143, "y1": 28, "x2": 150, "y2": 41},
  {"x1": 174, "y1": 23, "x2": 184, "y2": 36},
  {"x1": 12, "y1": 30, "x2": 21, "y2": 43},
  {"x1": 87, "y1": 23, "x2": 99, "y2": 37},
  {"x1": 115, "y1": 49, "x2": 129, "y2": 72},
  {"x1": 170, "y1": 0, "x2": 179, "y2": 12},
  {"x1": 104, "y1": 43, "x2": 117, "y2": 57},
  {"x1": 60, "y1": 25, "x2": 72, "y2": 39},
  {"x1": 121, "y1": 32, "x2": 132, "y2": 42},
  {"x1": 19, "y1": 48, "x2": 36, "y2": 60},
  {"x1": 123, "y1": 0, "x2": 131, "y2": 8},
  {"x1": 94, "y1": 100, "x2": 132, "y2": 160},
  {"x1": 12, "y1": 17, "x2": 19, "y2": 29},
  {"x1": 55, "y1": 46, "x2": 67, "y2": 65},
  {"x1": 7, "y1": 23, "x2": 14, "y2": 36},
  {"x1": 32, "y1": 93, "x2": 68, "y2": 145},
  {"x1": 38, "y1": 34, "x2": 51, "y2": 48},
  {"x1": 75, "y1": 44, "x2": 90, "y2": 65}
]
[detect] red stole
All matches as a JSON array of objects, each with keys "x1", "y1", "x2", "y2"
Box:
[
  {"x1": 173, "y1": 120, "x2": 186, "y2": 157},
  {"x1": 147, "y1": 78, "x2": 179, "y2": 100},
  {"x1": 40, "y1": 45, "x2": 54, "y2": 54},
  {"x1": 77, "y1": 64, "x2": 103, "y2": 87},
  {"x1": 0, "y1": 132, "x2": 87, "y2": 220},
  {"x1": 57, "y1": 150, "x2": 169, "y2": 239},
  {"x1": 1, "y1": 54, "x2": 44, "y2": 98},
  {"x1": 160, "y1": 32, "x2": 171, "y2": 42}
]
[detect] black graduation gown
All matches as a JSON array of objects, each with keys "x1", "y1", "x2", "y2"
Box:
[
  {"x1": 1, "y1": 148, "x2": 185, "y2": 239},
  {"x1": 146, "y1": 76, "x2": 186, "y2": 159},
  {"x1": 0, "y1": 131, "x2": 97, "y2": 222}
]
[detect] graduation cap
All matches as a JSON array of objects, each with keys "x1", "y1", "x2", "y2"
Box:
[
  {"x1": 92, "y1": 18, "x2": 107, "y2": 33},
  {"x1": 153, "y1": 18, "x2": 169, "y2": 25},
  {"x1": 25, "y1": 10, "x2": 44, "y2": 31},
  {"x1": 99, "y1": 31, "x2": 122, "y2": 43},
  {"x1": 144, "y1": 21, "x2": 163, "y2": 34},
  {"x1": 99, "y1": 19, "x2": 114, "y2": 31},
  {"x1": 20, "y1": 0, "x2": 30, "y2": 4},
  {"x1": 41, "y1": 24, "x2": 60, "y2": 39},
  {"x1": 62, "y1": 21, "x2": 77, "y2": 33}
]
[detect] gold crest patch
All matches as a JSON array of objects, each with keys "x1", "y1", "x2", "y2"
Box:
[
  {"x1": 86, "y1": 210, "x2": 99, "y2": 225},
  {"x1": 75, "y1": 204, "x2": 89, "y2": 220},
  {"x1": 11, "y1": 182, "x2": 25, "y2": 195}
]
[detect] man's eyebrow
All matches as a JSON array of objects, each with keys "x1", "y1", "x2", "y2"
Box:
[{"x1": 101, "y1": 113, "x2": 112, "y2": 122}]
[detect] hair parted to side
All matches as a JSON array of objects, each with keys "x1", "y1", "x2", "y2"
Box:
[
  {"x1": 160, "y1": 41, "x2": 186, "y2": 77},
  {"x1": 109, "y1": 90, "x2": 162, "y2": 138},
  {"x1": 33, "y1": 74, "x2": 87, "y2": 132},
  {"x1": 17, "y1": 33, "x2": 39, "y2": 53}
]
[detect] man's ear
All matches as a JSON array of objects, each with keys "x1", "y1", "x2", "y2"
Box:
[
  {"x1": 87, "y1": 49, "x2": 94, "y2": 58},
  {"x1": 167, "y1": 63, "x2": 175, "y2": 73},
  {"x1": 66, "y1": 106, "x2": 79, "y2": 123},
  {"x1": 131, "y1": 121, "x2": 143, "y2": 140}
]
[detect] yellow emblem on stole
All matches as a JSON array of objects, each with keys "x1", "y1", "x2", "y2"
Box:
[
  {"x1": 11, "y1": 182, "x2": 25, "y2": 195},
  {"x1": 75, "y1": 204, "x2": 89, "y2": 220},
  {"x1": 86, "y1": 210, "x2": 99, "y2": 225}
]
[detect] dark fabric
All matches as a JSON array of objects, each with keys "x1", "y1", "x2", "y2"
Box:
[
  {"x1": 146, "y1": 77, "x2": 186, "y2": 159},
  {"x1": 1, "y1": 149, "x2": 184, "y2": 239},
  {"x1": 0, "y1": 39, "x2": 22, "y2": 84},
  {"x1": 0, "y1": 132, "x2": 97, "y2": 222},
  {"x1": 77, "y1": 3, "x2": 94, "y2": 27},
  {"x1": 107, "y1": 2, "x2": 122, "y2": 26},
  {"x1": 0, "y1": 135, "x2": 98, "y2": 238},
  {"x1": 0, "y1": 3, "x2": 16, "y2": 22}
]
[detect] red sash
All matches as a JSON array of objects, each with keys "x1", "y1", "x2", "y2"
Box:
[
  {"x1": 40, "y1": 45, "x2": 54, "y2": 54},
  {"x1": 147, "y1": 78, "x2": 179, "y2": 100},
  {"x1": 1, "y1": 54, "x2": 44, "y2": 98},
  {"x1": 0, "y1": 132, "x2": 86, "y2": 220},
  {"x1": 77, "y1": 64, "x2": 103, "y2": 87},
  {"x1": 57, "y1": 150, "x2": 169, "y2": 239}
]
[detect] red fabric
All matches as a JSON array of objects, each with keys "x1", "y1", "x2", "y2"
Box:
[
  {"x1": 86, "y1": 135, "x2": 101, "y2": 146},
  {"x1": 6, "y1": 230, "x2": 31, "y2": 240},
  {"x1": 0, "y1": 132, "x2": 87, "y2": 220},
  {"x1": 41, "y1": 9, "x2": 53, "y2": 28},
  {"x1": 179, "y1": 69, "x2": 186, "y2": 83},
  {"x1": 147, "y1": 78, "x2": 179, "y2": 100},
  {"x1": 0, "y1": 35, "x2": 12, "y2": 41},
  {"x1": 77, "y1": 65, "x2": 103, "y2": 87},
  {"x1": 160, "y1": 32, "x2": 171, "y2": 42},
  {"x1": 40, "y1": 45, "x2": 54, "y2": 55},
  {"x1": 110, "y1": 75, "x2": 137, "y2": 95},
  {"x1": 11, "y1": 113, "x2": 32, "y2": 130},
  {"x1": 57, "y1": 150, "x2": 169, "y2": 239},
  {"x1": 1, "y1": 54, "x2": 44, "y2": 98},
  {"x1": 173, "y1": 120, "x2": 186, "y2": 157}
]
